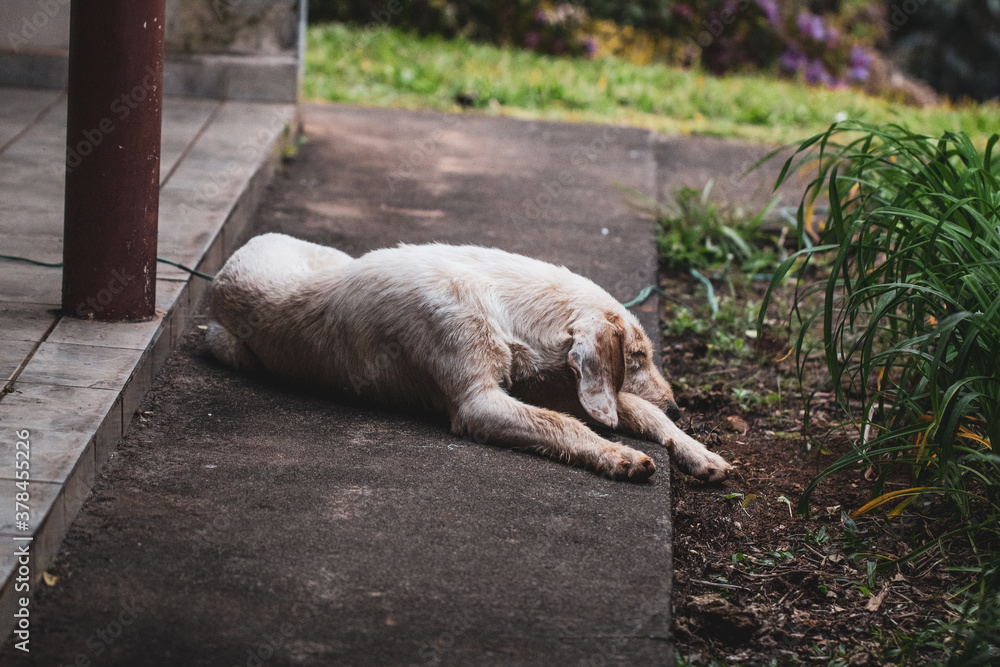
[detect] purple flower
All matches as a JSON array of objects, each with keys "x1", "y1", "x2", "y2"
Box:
[
  {"x1": 552, "y1": 39, "x2": 566, "y2": 55},
  {"x1": 672, "y1": 3, "x2": 694, "y2": 21},
  {"x1": 754, "y1": 0, "x2": 779, "y2": 25},
  {"x1": 825, "y1": 26, "x2": 839, "y2": 48},
  {"x1": 849, "y1": 46, "x2": 872, "y2": 69},
  {"x1": 780, "y1": 49, "x2": 807, "y2": 72},
  {"x1": 805, "y1": 58, "x2": 831, "y2": 86},
  {"x1": 848, "y1": 65, "x2": 869, "y2": 82},
  {"x1": 796, "y1": 12, "x2": 825, "y2": 41},
  {"x1": 581, "y1": 37, "x2": 598, "y2": 58},
  {"x1": 848, "y1": 47, "x2": 871, "y2": 81},
  {"x1": 533, "y1": 9, "x2": 548, "y2": 25},
  {"x1": 524, "y1": 32, "x2": 540, "y2": 49}
]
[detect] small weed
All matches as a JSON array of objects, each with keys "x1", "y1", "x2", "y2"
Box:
[
  {"x1": 666, "y1": 296, "x2": 762, "y2": 366},
  {"x1": 805, "y1": 525, "x2": 830, "y2": 548},
  {"x1": 731, "y1": 387, "x2": 756, "y2": 411},
  {"x1": 657, "y1": 181, "x2": 783, "y2": 274},
  {"x1": 777, "y1": 495, "x2": 793, "y2": 518}
]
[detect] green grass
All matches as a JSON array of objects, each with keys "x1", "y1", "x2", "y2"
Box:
[{"x1": 305, "y1": 23, "x2": 999, "y2": 145}]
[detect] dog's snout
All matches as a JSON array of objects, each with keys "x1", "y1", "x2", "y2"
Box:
[{"x1": 665, "y1": 402, "x2": 681, "y2": 421}]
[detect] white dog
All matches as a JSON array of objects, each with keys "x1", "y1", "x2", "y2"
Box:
[{"x1": 206, "y1": 233, "x2": 730, "y2": 482}]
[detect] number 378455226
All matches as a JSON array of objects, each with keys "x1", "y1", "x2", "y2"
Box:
[{"x1": 14, "y1": 430, "x2": 30, "y2": 528}]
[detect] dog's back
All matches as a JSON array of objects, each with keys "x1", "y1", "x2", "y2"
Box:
[{"x1": 209, "y1": 235, "x2": 623, "y2": 407}]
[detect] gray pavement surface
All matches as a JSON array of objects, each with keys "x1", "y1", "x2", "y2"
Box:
[{"x1": 1, "y1": 103, "x2": 790, "y2": 666}]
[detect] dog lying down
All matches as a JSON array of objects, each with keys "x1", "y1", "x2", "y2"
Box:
[{"x1": 206, "y1": 233, "x2": 731, "y2": 483}]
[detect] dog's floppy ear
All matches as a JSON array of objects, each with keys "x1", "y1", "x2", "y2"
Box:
[{"x1": 567, "y1": 315, "x2": 626, "y2": 428}]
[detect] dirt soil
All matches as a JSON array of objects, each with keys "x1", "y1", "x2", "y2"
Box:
[{"x1": 660, "y1": 270, "x2": 959, "y2": 666}]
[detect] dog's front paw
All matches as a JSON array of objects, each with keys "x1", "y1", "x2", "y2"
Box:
[
  {"x1": 677, "y1": 447, "x2": 731, "y2": 483},
  {"x1": 603, "y1": 447, "x2": 656, "y2": 482}
]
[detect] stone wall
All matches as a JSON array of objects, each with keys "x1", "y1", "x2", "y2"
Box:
[
  {"x1": 0, "y1": 0, "x2": 304, "y2": 102},
  {"x1": 165, "y1": 0, "x2": 299, "y2": 55}
]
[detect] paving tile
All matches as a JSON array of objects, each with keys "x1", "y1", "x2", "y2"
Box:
[
  {"x1": 0, "y1": 101, "x2": 66, "y2": 171},
  {"x1": 150, "y1": 279, "x2": 189, "y2": 357},
  {"x1": 92, "y1": 392, "x2": 124, "y2": 467},
  {"x1": 0, "y1": 542, "x2": 28, "y2": 639},
  {"x1": 164, "y1": 282, "x2": 192, "y2": 349},
  {"x1": 0, "y1": 302, "x2": 58, "y2": 343},
  {"x1": 0, "y1": 539, "x2": 15, "y2": 594},
  {"x1": 0, "y1": 381, "x2": 119, "y2": 438},
  {"x1": 0, "y1": 131, "x2": 64, "y2": 168},
  {"x1": 0, "y1": 479, "x2": 62, "y2": 537},
  {"x1": 187, "y1": 102, "x2": 294, "y2": 159},
  {"x1": 0, "y1": 163, "x2": 63, "y2": 193},
  {"x1": 120, "y1": 348, "x2": 152, "y2": 421},
  {"x1": 62, "y1": 437, "x2": 96, "y2": 523},
  {"x1": 160, "y1": 97, "x2": 220, "y2": 183},
  {"x1": 0, "y1": 262, "x2": 60, "y2": 305},
  {"x1": 154, "y1": 278, "x2": 186, "y2": 315},
  {"x1": 0, "y1": 195, "x2": 62, "y2": 238},
  {"x1": 0, "y1": 429, "x2": 91, "y2": 486},
  {"x1": 157, "y1": 195, "x2": 225, "y2": 271},
  {"x1": 156, "y1": 103, "x2": 295, "y2": 273},
  {"x1": 0, "y1": 233, "x2": 62, "y2": 266},
  {"x1": 0, "y1": 340, "x2": 34, "y2": 390},
  {"x1": 0, "y1": 478, "x2": 67, "y2": 589},
  {"x1": 0, "y1": 88, "x2": 60, "y2": 125},
  {"x1": 17, "y1": 342, "x2": 142, "y2": 392},
  {"x1": 0, "y1": 99, "x2": 65, "y2": 248},
  {"x1": 0, "y1": 88, "x2": 62, "y2": 153},
  {"x1": 47, "y1": 312, "x2": 163, "y2": 350}
]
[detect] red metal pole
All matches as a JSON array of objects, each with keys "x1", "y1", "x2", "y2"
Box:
[{"x1": 62, "y1": 0, "x2": 165, "y2": 322}]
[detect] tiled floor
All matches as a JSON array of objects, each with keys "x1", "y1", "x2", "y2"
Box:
[{"x1": 0, "y1": 86, "x2": 296, "y2": 639}]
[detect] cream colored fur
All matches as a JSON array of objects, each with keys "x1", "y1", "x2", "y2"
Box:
[{"x1": 207, "y1": 233, "x2": 731, "y2": 482}]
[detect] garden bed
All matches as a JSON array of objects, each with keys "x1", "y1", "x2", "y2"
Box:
[{"x1": 660, "y1": 271, "x2": 977, "y2": 666}]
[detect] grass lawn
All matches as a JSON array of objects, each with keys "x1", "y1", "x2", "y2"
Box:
[{"x1": 304, "y1": 23, "x2": 999, "y2": 145}]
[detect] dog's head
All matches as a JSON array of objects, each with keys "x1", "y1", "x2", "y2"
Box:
[{"x1": 567, "y1": 312, "x2": 680, "y2": 428}]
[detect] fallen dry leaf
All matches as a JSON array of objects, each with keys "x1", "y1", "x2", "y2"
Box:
[
  {"x1": 865, "y1": 586, "x2": 889, "y2": 612},
  {"x1": 725, "y1": 415, "x2": 750, "y2": 434}
]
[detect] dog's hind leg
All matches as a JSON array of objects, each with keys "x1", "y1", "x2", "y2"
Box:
[
  {"x1": 451, "y1": 388, "x2": 655, "y2": 481},
  {"x1": 205, "y1": 322, "x2": 262, "y2": 373}
]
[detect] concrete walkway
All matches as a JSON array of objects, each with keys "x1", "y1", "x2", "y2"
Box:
[
  {"x1": 0, "y1": 86, "x2": 296, "y2": 644},
  {"x1": 0, "y1": 101, "x2": 788, "y2": 665}
]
